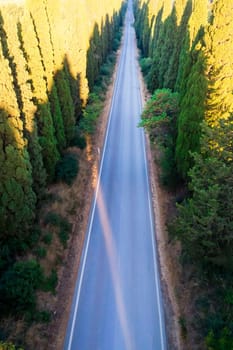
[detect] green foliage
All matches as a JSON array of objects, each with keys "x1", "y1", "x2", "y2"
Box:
[
  {"x1": 0, "y1": 260, "x2": 43, "y2": 315},
  {"x1": 140, "y1": 89, "x2": 180, "y2": 188},
  {"x1": 49, "y1": 84, "x2": 66, "y2": 152},
  {"x1": 79, "y1": 93, "x2": 103, "y2": 134},
  {"x1": 55, "y1": 69, "x2": 75, "y2": 143},
  {"x1": 206, "y1": 328, "x2": 233, "y2": 350},
  {"x1": 44, "y1": 211, "x2": 72, "y2": 249},
  {"x1": 158, "y1": 8, "x2": 177, "y2": 88},
  {"x1": 0, "y1": 109, "x2": 36, "y2": 242},
  {"x1": 44, "y1": 211, "x2": 61, "y2": 226},
  {"x1": 37, "y1": 103, "x2": 60, "y2": 181},
  {"x1": 55, "y1": 153, "x2": 79, "y2": 185},
  {"x1": 140, "y1": 89, "x2": 179, "y2": 131},
  {"x1": 70, "y1": 127, "x2": 87, "y2": 149},
  {"x1": 42, "y1": 232, "x2": 53, "y2": 245},
  {"x1": 134, "y1": 2, "x2": 151, "y2": 56},
  {"x1": 33, "y1": 310, "x2": 51, "y2": 323},
  {"x1": 34, "y1": 246, "x2": 47, "y2": 259},
  {"x1": 0, "y1": 342, "x2": 23, "y2": 350},
  {"x1": 42, "y1": 269, "x2": 57, "y2": 294},
  {"x1": 171, "y1": 118, "x2": 233, "y2": 272},
  {"x1": 179, "y1": 316, "x2": 187, "y2": 339},
  {"x1": 58, "y1": 219, "x2": 72, "y2": 248},
  {"x1": 163, "y1": 1, "x2": 192, "y2": 90},
  {"x1": 175, "y1": 40, "x2": 207, "y2": 178},
  {"x1": 139, "y1": 57, "x2": 152, "y2": 82}
]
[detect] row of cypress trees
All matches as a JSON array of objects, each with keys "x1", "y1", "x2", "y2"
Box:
[
  {"x1": 0, "y1": 1, "x2": 125, "y2": 263},
  {"x1": 135, "y1": 0, "x2": 233, "y2": 348}
]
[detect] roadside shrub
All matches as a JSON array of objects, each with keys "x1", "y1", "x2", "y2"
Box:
[
  {"x1": 140, "y1": 57, "x2": 152, "y2": 77},
  {"x1": 42, "y1": 232, "x2": 53, "y2": 245},
  {"x1": 0, "y1": 260, "x2": 43, "y2": 315},
  {"x1": 43, "y1": 212, "x2": 61, "y2": 226},
  {"x1": 70, "y1": 133, "x2": 87, "y2": 149},
  {"x1": 43, "y1": 212, "x2": 71, "y2": 248},
  {"x1": 140, "y1": 89, "x2": 180, "y2": 189},
  {"x1": 42, "y1": 269, "x2": 57, "y2": 294},
  {"x1": 206, "y1": 328, "x2": 233, "y2": 350},
  {"x1": 34, "y1": 246, "x2": 46, "y2": 259},
  {"x1": 32, "y1": 310, "x2": 51, "y2": 323},
  {"x1": 58, "y1": 218, "x2": 72, "y2": 248},
  {"x1": 55, "y1": 154, "x2": 79, "y2": 185},
  {"x1": 79, "y1": 93, "x2": 103, "y2": 134},
  {"x1": 0, "y1": 342, "x2": 23, "y2": 350}
]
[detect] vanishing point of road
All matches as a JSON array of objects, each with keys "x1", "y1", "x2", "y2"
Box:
[{"x1": 64, "y1": 1, "x2": 167, "y2": 349}]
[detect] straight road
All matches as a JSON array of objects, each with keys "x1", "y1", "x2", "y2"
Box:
[{"x1": 64, "y1": 1, "x2": 167, "y2": 349}]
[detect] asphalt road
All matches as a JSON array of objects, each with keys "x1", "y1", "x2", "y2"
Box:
[{"x1": 64, "y1": 1, "x2": 167, "y2": 349}]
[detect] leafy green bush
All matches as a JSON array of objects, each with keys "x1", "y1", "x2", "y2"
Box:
[
  {"x1": 42, "y1": 269, "x2": 57, "y2": 294},
  {"x1": 55, "y1": 154, "x2": 79, "y2": 185},
  {"x1": 206, "y1": 328, "x2": 233, "y2": 350},
  {"x1": 58, "y1": 218, "x2": 72, "y2": 247},
  {"x1": 43, "y1": 211, "x2": 61, "y2": 226},
  {"x1": 0, "y1": 260, "x2": 43, "y2": 315},
  {"x1": 0, "y1": 342, "x2": 23, "y2": 350},
  {"x1": 43, "y1": 212, "x2": 71, "y2": 248},
  {"x1": 79, "y1": 93, "x2": 103, "y2": 134},
  {"x1": 34, "y1": 246, "x2": 46, "y2": 259},
  {"x1": 140, "y1": 57, "x2": 152, "y2": 77},
  {"x1": 140, "y1": 89, "x2": 180, "y2": 188},
  {"x1": 36, "y1": 310, "x2": 51, "y2": 323},
  {"x1": 42, "y1": 232, "x2": 53, "y2": 245},
  {"x1": 70, "y1": 132, "x2": 87, "y2": 149}
]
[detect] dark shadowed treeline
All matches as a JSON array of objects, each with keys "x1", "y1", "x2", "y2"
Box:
[
  {"x1": 135, "y1": 0, "x2": 233, "y2": 348},
  {"x1": 0, "y1": 0, "x2": 126, "y2": 343}
]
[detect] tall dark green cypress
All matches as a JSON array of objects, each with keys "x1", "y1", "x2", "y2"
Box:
[{"x1": 55, "y1": 69, "x2": 75, "y2": 143}]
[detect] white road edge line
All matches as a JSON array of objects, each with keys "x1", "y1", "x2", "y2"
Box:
[
  {"x1": 135, "y1": 26, "x2": 166, "y2": 348},
  {"x1": 66, "y1": 20, "x2": 126, "y2": 350},
  {"x1": 142, "y1": 133, "x2": 166, "y2": 350}
]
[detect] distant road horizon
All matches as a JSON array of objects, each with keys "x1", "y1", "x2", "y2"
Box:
[{"x1": 63, "y1": 0, "x2": 167, "y2": 348}]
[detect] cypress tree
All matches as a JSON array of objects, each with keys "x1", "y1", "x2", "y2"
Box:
[
  {"x1": 0, "y1": 11, "x2": 47, "y2": 196},
  {"x1": 204, "y1": 0, "x2": 233, "y2": 126},
  {"x1": 0, "y1": 40, "x2": 36, "y2": 240},
  {"x1": 175, "y1": 33, "x2": 207, "y2": 178},
  {"x1": 19, "y1": 10, "x2": 59, "y2": 180},
  {"x1": 55, "y1": 68, "x2": 75, "y2": 143},
  {"x1": 175, "y1": 0, "x2": 208, "y2": 92},
  {"x1": 173, "y1": 118, "x2": 233, "y2": 271},
  {"x1": 163, "y1": 0, "x2": 192, "y2": 90},
  {"x1": 159, "y1": 6, "x2": 177, "y2": 88},
  {"x1": 87, "y1": 23, "x2": 101, "y2": 91},
  {"x1": 48, "y1": 84, "x2": 66, "y2": 152}
]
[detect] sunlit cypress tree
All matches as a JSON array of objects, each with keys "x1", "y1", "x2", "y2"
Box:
[
  {"x1": 204, "y1": 0, "x2": 233, "y2": 126},
  {"x1": 175, "y1": 0, "x2": 208, "y2": 177},
  {"x1": 19, "y1": 9, "x2": 59, "y2": 180},
  {"x1": 175, "y1": 0, "x2": 208, "y2": 92},
  {"x1": 0, "y1": 40, "x2": 36, "y2": 239},
  {"x1": 158, "y1": 6, "x2": 177, "y2": 88},
  {"x1": 0, "y1": 9, "x2": 47, "y2": 196},
  {"x1": 163, "y1": 0, "x2": 192, "y2": 90}
]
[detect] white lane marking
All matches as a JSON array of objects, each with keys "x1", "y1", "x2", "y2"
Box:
[
  {"x1": 66, "y1": 13, "x2": 128, "y2": 350},
  {"x1": 142, "y1": 134, "x2": 166, "y2": 350},
  {"x1": 133, "y1": 22, "x2": 166, "y2": 350}
]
